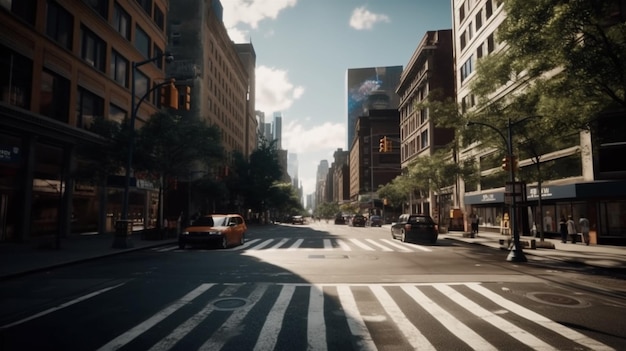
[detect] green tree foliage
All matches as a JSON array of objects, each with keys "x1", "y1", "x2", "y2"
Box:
[
  {"x1": 133, "y1": 112, "x2": 223, "y2": 185},
  {"x1": 267, "y1": 182, "x2": 304, "y2": 216},
  {"x1": 377, "y1": 176, "x2": 412, "y2": 208},
  {"x1": 315, "y1": 202, "x2": 340, "y2": 219},
  {"x1": 339, "y1": 203, "x2": 361, "y2": 215},
  {"x1": 76, "y1": 116, "x2": 126, "y2": 182},
  {"x1": 473, "y1": 0, "x2": 626, "y2": 128}
]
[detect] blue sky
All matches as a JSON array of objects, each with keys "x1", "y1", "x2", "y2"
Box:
[{"x1": 221, "y1": 0, "x2": 452, "y2": 198}]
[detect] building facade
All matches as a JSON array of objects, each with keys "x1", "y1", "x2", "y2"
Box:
[
  {"x1": 396, "y1": 29, "x2": 456, "y2": 218},
  {"x1": 452, "y1": 0, "x2": 626, "y2": 244},
  {"x1": 0, "y1": 0, "x2": 170, "y2": 242}
]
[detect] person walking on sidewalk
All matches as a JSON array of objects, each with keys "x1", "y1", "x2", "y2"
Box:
[
  {"x1": 559, "y1": 216, "x2": 568, "y2": 243},
  {"x1": 579, "y1": 216, "x2": 590, "y2": 245},
  {"x1": 567, "y1": 215, "x2": 577, "y2": 244}
]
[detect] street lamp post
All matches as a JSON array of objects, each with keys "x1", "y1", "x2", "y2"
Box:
[
  {"x1": 114, "y1": 52, "x2": 173, "y2": 248},
  {"x1": 467, "y1": 117, "x2": 527, "y2": 262}
]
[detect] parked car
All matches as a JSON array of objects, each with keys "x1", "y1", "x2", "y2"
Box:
[
  {"x1": 178, "y1": 214, "x2": 246, "y2": 249},
  {"x1": 368, "y1": 215, "x2": 382, "y2": 227},
  {"x1": 334, "y1": 215, "x2": 346, "y2": 225},
  {"x1": 292, "y1": 215, "x2": 304, "y2": 224},
  {"x1": 390, "y1": 213, "x2": 438, "y2": 244},
  {"x1": 351, "y1": 214, "x2": 366, "y2": 227}
]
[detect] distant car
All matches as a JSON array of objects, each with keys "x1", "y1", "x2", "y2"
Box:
[
  {"x1": 390, "y1": 213, "x2": 438, "y2": 244},
  {"x1": 179, "y1": 214, "x2": 246, "y2": 249},
  {"x1": 351, "y1": 214, "x2": 366, "y2": 227},
  {"x1": 334, "y1": 216, "x2": 346, "y2": 225},
  {"x1": 369, "y1": 215, "x2": 382, "y2": 227},
  {"x1": 292, "y1": 215, "x2": 304, "y2": 224}
]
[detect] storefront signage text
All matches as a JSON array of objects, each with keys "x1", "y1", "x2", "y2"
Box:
[{"x1": 527, "y1": 187, "x2": 553, "y2": 199}]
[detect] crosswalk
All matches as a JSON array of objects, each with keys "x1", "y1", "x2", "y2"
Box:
[
  {"x1": 96, "y1": 282, "x2": 615, "y2": 351},
  {"x1": 152, "y1": 237, "x2": 433, "y2": 253}
]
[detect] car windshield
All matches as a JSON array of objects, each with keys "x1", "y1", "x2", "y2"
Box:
[
  {"x1": 190, "y1": 216, "x2": 226, "y2": 227},
  {"x1": 409, "y1": 216, "x2": 433, "y2": 224}
]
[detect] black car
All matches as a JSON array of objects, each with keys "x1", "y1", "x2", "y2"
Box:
[
  {"x1": 292, "y1": 215, "x2": 304, "y2": 224},
  {"x1": 334, "y1": 215, "x2": 346, "y2": 225},
  {"x1": 390, "y1": 213, "x2": 438, "y2": 244},
  {"x1": 351, "y1": 215, "x2": 366, "y2": 227}
]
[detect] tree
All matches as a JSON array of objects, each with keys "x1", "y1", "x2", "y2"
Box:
[
  {"x1": 267, "y1": 182, "x2": 304, "y2": 218},
  {"x1": 472, "y1": 0, "x2": 626, "y2": 129},
  {"x1": 315, "y1": 202, "x2": 340, "y2": 221}
]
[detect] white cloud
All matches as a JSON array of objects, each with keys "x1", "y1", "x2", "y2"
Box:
[
  {"x1": 349, "y1": 6, "x2": 390, "y2": 30},
  {"x1": 255, "y1": 65, "x2": 305, "y2": 114},
  {"x1": 222, "y1": 0, "x2": 297, "y2": 37}
]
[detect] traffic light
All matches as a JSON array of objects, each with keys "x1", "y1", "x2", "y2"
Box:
[
  {"x1": 502, "y1": 155, "x2": 518, "y2": 171},
  {"x1": 502, "y1": 156, "x2": 510, "y2": 171},
  {"x1": 385, "y1": 138, "x2": 392, "y2": 152},
  {"x1": 159, "y1": 80, "x2": 179, "y2": 109},
  {"x1": 379, "y1": 136, "x2": 386, "y2": 152},
  {"x1": 182, "y1": 86, "x2": 191, "y2": 111}
]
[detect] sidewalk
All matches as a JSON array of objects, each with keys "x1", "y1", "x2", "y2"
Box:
[
  {"x1": 442, "y1": 230, "x2": 626, "y2": 271},
  {"x1": 0, "y1": 231, "x2": 176, "y2": 281}
]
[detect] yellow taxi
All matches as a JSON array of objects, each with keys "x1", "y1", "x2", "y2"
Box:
[{"x1": 178, "y1": 214, "x2": 247, "y2": 249}]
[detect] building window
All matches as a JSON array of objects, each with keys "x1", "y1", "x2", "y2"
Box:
[
  {"x1": 0, "y1": 44, "x2": 32, "y2": 109},
  {"x1": 40, "y1": 69, "x2": 70, "y2": 122},
  {"x1": 153, "y1": 45, "x2": 163, "y2": 69},
  {"x1": 475, "y1": 10, "x2": 482, "y2": 30},
  {"x1": 468, "y1": 21, "x2": 473, "y2": 40},
  {"x1": 113, "y1": 2, "x2": 131, "y2": 40},
  {"x1": 486, "y1": 0, "x2": 493, "y2": 18},
  {"x1": 109, "y1": 103, "x2": 126, "y2": 123},
  {"x1": 110, "y1": 50, "x2": 128, "y2": 87},
  {"x1": 421, "y1": 130, "x2": 429, "y2": 149},
  {"x1": 1, "y1": 0, "x2": 37, "y2": 25},
  {"x1": 46, "y1": 0, "x2": 74, "y2": 50},
  {"x1": 487, "y1": 34, "x2": 495, "y2": 53},
  {"x1": 135, "y1": 25, "x2": 150, "y2": 58},
  {"x1": 459, "y1": 2, "x2": 465, "y2": 22},
  {"x1": 477, "y1": 43, "x2": 483, "y2": 59},
  {"x1": 134, "y1": 70, "x2": 149, "y2": 101},
  {"x1": 154, "y1": 5, "x2": 165, "y2": 31},
  {"x1": 136, "y1": 0, "x2": 152, "y2": 15},
  {"x1": 76, "y1": 87, "x2": 104, "y2": 129},
  {"x1": 460, "y1": 55, "x2": 474, "y2": 82},
  {"x1": 80, "y1": 26, "x2": 106, "y2": 72},
  {"x1": 460, "y1": 31, "x2": 467, "y2": 50},
  {"x1": 84, "y1": 0, "x2": 108, "y2": 18}
]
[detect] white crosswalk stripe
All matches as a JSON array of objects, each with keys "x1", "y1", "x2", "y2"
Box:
[
  {"x1": 153, "y1": 238, "x2": 436, "y2": 253},
  {"x1": 97, "y1": 282, "x2": 615, "y2": 351}
]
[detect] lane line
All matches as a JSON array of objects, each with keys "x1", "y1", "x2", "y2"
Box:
[
  {"x1": 307, "y1": 285, "x2": 327, "y2": 351},
  {"x1": 247, "y1": 239, "x2": 275, "y2": 250},
  {"x1": 231, "y1": 238, "x2": 261, "y2": 250},
  {"x1": 434, "y1": 284, "x2": 556, "y2": 351},
  {"x1": 364, "y1": 239, "x2": 393, "y2": 252},
  {"x1": 1, "y1": 282, "x2": 126, "y2": 330},
  {"x1": 266, "y1": 238, "x2": 289, "y2": 251},
  {"x1": 97, "y1": 283, "x2": 214, "y2": 351},
  {"x1": 379, "y1": 239, "x2": 414, "y2": 252},
  {"x1": 369, "y1": 285, "x2": 435, "y2": 350},
  {"x1": 323, "y1": 239, "x2": 333, "y2": 250},
  {"x1": 467, "y1": 283, "x2": 616, "y2": 351},
  {"x1": 401, "y1": 285, "x2": 497, "y2": 351},
  {"x1": 286, "y1": 238, "x2": 304, "y2": 251},
  {"x1": 148, "y1": 285, "x2": 240, "y2": 351},
  {"x1": 337, "y1": 285, "x2": 376, "y2": 351},
  {"x1": 335, "y1": 239, "x2": 352, "y2": 251},
  {"x1": 253, "y1": 285, "x2": 296, "y2": 351},
  {"x1": 348, "y1": 238, "x2": 375, "y2": 251}
]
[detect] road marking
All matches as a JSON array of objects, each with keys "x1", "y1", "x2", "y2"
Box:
[
  {"x1": 348, "y1": 238, "x2": 375, "y2": 251},
  {"x1": 253, "y1": 285, "x2": 296, "y2": 351},
  {"x1": 232, "y1": 238, "x2": 261, "y2": 250},
  {"x1": 323, "y1": 238, "x2": 333, "y2": 250},
  {"x1": 248, "y1": 238, "x2": 275, "y2": 250},
  {"x1": 266, "y1": 238, "x2": 289, "y2": 251},
  {"x1": 401, "y1": 285, "x2": 498, "y2": 351},
  {"x1": 307, "y1": 285, "x2": 326, "y2": 351},
  {"x1": 364, "y1": 239, "x2": 393, "y2": 251},
  {"x1": 434, "y1": 284, "x2": 556, "y2": 350},
  {"x1": 286, "y1": 238, "x2": 304, "y2": 250},
  {"x1": 380, "y1": 239, "x2": 419, "y2": 252},
  {"x1": 337, "y1": 285, "x2": 377, "y2": 351},
  {"x1": 467, "y1": 283, "x2": 616, "y2": 351},
  {"x1": 198, "y1": 284, "x2": 269, "y2": 350},
  {"x1": 97, "y1": 283, "x2": 214, "y2": 351},
  {"x1": 335, "y1": 239, "x2": 352, "y2": 251},
  {"x1": 148, "y1": 285, "x2": 240, "y2": 351},
  {"x1": 0, "y1": 282, "x2": 126, "y2": 330},
  {"x1": 369, "y1": 285, "x2": 435, "y2": 350}
]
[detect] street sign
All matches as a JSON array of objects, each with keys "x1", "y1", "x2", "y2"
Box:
[{"x1": 504, "y1": 181, "x2": 526, "y2": 205}]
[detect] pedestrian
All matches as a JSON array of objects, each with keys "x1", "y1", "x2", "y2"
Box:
[
  {"x1": 559, "y1": 216, "x2": 568, "y2": 243},
  {"x1": 566, "y1": 215, "x2": 577, "y2": 244},
  {"x1": 470, "y1": 213, "x2": 479, "y2": 235},
  {"x1": 579, "y1": 216, "x2": 590, "y2": 245}
]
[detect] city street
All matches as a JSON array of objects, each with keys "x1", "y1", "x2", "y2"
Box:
[{"x1": 0, "y1": 222, "x2": 624, "y2": 350}]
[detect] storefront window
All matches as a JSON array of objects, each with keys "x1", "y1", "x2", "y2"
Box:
[{"x1": 599, "y1": 201, "x2": 626, "y2": 237}]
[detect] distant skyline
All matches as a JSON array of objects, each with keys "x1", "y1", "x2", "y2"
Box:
[{"x1": 222, "y1": 0, "x2": 452, "y2": 196}]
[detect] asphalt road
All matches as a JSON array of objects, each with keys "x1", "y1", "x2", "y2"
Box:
[{"x1": 0, "y1": 221, "x2": 624, "y2": 350}]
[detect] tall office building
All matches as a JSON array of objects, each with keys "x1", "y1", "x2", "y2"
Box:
[
  {"x1": 288, "y1": 153, "x2": 299, "y2": 188},
  {"x1": 273, "y1": 112, "x2": 283, "y2": 149},
  {"x1": 346, "y1": 66, "x2": 403, "y2": 150}
]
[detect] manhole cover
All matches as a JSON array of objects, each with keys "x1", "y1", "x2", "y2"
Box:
[
  {"x1": 212, "y1": 297, "x2": 248, "y2": 310},
  {"x1": 526, "y1": 292, "x2": 590, "y2": 308}
]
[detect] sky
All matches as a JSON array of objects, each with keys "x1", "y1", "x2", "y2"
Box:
[{"x1": 220, "y1": 0, "x2": 452, "y2": 201}]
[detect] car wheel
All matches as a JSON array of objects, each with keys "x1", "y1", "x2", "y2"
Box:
[
  {"x1": 220, "y1": 236, "x2": 228, "y2": 249},
  {"x1": 401, "y1": 230, "x2": 407, "y2": 242},
  {"x1": 178, "y1": 241, "x2": 185, "y2": 249},
  {"x1": 239, "y1": 233, "x2": 245, "y2": 246},
  {"x1": 391, "y1": 230, "x2": 395, "y2": 239}
]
